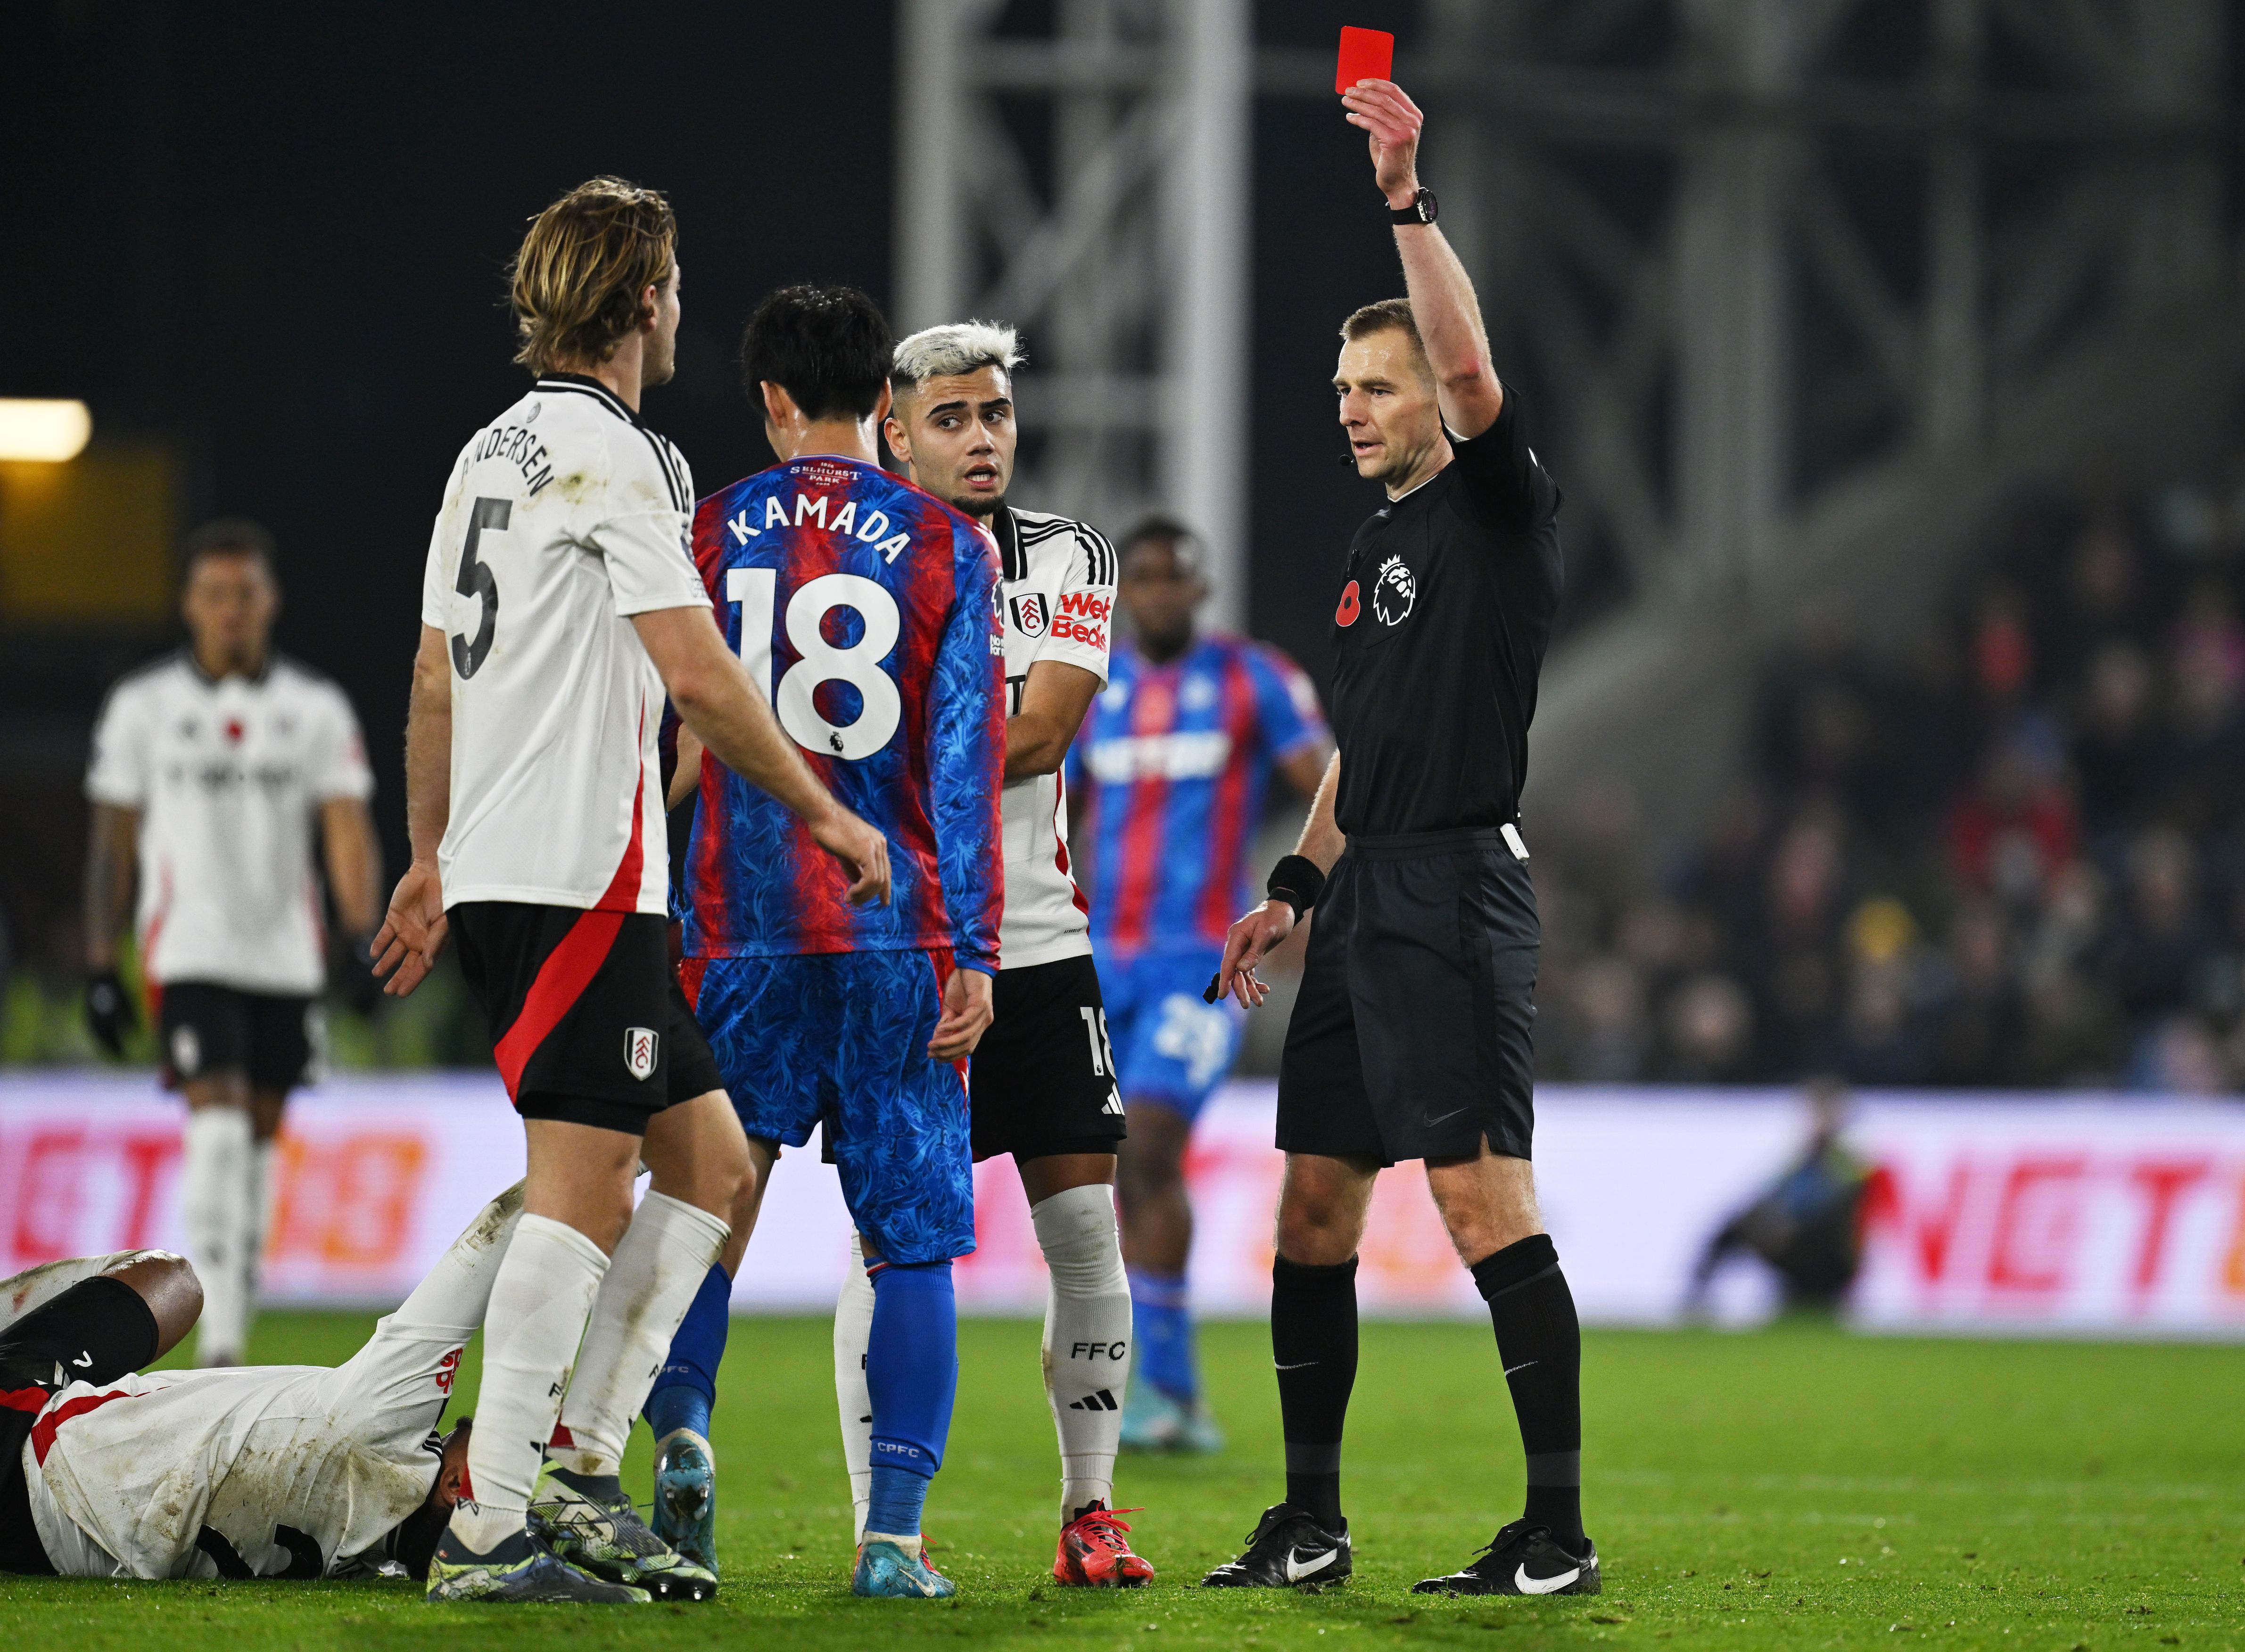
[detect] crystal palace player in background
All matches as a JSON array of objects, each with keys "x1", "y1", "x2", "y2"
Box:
[
  {"x1": 648, "y1": 286, "x2": 1004, "y2": 1601},
  {"x1": 859, "y1": 320, "x2": 1156, "y2": 1588},
  {"x1": 1066, "y1": 519, "x2": 1330, "y2": 1454},
  {"x1": 373, "y1": 183, "x2": 890, "y2": 1605},
  {"x1": 1204, "y1": 80, "x2": 1593, "y2": 1598},
  {"x1": 82, "y1": 518, "x2": 383, "y2": 1367}
]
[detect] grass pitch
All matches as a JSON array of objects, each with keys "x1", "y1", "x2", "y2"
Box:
[{"x1": 2, "y1": 1313, "x2": 2239, "y2": 1650}]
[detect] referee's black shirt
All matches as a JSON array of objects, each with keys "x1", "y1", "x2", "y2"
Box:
[{"x1": 1328, "y1": 383, "x2": 1563, "y2": 838}]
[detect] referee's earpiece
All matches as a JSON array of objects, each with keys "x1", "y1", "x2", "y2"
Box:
[{"x1": 1338, "y1": 451, "x2": 1359, "y2": 465}]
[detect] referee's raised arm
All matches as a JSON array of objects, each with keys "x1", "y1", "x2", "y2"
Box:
[
  {"x1": 1200, "y1": 76, "x2": 1587, "y2": 1599},
  {"x1": 1342, "y1": 78, "x2": 1502, "y2": 441}
]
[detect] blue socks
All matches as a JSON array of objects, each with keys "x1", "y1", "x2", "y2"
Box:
[
  {"x1": 863, "y1": 1257, "x2": 958, "y2": 1537},
  {"x1": 1129, "y1": 1266, "x2": 1198, "y2": 1403},
  {"x1": 644, "y1": 1261, "x2": 732, "y2": 1442}
]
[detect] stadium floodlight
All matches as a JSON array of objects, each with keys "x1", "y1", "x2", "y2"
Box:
[{"x1": 0, "y1": 398, "x2": 93, "y2": 461}]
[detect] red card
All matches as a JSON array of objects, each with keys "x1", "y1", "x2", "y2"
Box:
[{"x1": 1336, "y1": 26, "x2": 1394, "y2": 95}]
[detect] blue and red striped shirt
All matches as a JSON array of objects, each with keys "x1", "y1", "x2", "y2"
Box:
[
  {"x1": 682, "y1": 455, "x2": 1006, "y2": 970},
  {"x1": 1068, "y1": 633, "x2": 1327, "y2": 955}
]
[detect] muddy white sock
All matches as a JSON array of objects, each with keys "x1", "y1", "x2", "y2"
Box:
[
  {"x1": 1034, "y1": 1184, "x2": 1132, "y2": 1522},
  {"x1": 551, "y1": 1192, "x2": 730, "y2": 1478},
  {"x1": 834, "y1": 1232, "x2": 875, "y2": 1542},
  {"x1": 451, "y1": 1214, "x2": 608, "y2": 1553},
  {"x1": 182, "y1": 1108, "x2": 252, "y2": 1363}
]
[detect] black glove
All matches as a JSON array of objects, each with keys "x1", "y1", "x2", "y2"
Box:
[
  {"x1": 85, "y1": 968, "x2": 136, "y2": 1057},
  {"x1": 335, "y1": 931, "x2": 386, "y2": 1017}
]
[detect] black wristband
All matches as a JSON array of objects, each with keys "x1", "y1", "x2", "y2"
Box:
[{"x1": 1266, "y1": 854, "x2": 1328, "y2": 920}]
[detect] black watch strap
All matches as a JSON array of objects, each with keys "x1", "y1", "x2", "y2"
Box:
[{"x1": 1389, "y1": 187, "x2": 1438, "y2": 226}]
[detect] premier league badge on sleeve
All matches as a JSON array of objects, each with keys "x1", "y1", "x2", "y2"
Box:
[
  {"x1": 1010, "y1": 593, "x2": 1050, "y2": 637},
  {"x1": 624, "y1": 1027, "x2": 660, "y2": 1081}
]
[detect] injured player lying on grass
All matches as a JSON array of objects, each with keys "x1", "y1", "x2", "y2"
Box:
[{"x1": 0, "y1": 1184, "x2": 668, "y2": 1593}]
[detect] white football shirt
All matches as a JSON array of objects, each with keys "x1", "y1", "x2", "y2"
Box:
[
  {"x1": 23, "y1": 1315, "x2": 465, "y2": 1579},
  {"x1": 420, "y1": 374, "x2": 705, "y2": 913},
  {"x1": 84, "y1": 655, "x2": 373, "y2": 996},
  {"x1": 993, "y1": 504, "x2": 1114, "y2": 970}
]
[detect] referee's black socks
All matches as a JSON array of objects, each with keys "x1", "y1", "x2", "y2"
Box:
[
  {"x1": 1271, "y1": 1252, "x2": 1358, "y2": 1535},
  {"x1": 1471, "y1": 1233, "x2": 1585, "y2": 1553}
]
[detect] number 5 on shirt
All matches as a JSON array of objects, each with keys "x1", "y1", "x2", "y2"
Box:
[{"x1": 726, "y1": 567, "x2": 903, "y2": 760}]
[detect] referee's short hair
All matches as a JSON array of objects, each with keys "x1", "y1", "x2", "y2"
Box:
[
  {"x1": 1341, "y1": 297, "x2": 1431, "y2": 375},
  {"x1": 181, "y1": 517, "x2": 277, "y2": 582},
  {"x1": 741, "y1": 284, "x2": 894, "y2": 420},
  {"x1": 891, "y1": 321, "x2": 1024, "y2": 398},
  {"x1": 508, "y1": 176, "x2": 678, "y2": 374}
]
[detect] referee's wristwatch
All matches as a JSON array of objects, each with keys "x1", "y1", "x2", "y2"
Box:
[{"x1": 1389, "y1": 187, "x2": 1438, "y2": 227}]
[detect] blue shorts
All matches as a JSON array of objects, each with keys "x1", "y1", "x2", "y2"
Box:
[
  {"x1": 1099, "y1": 946, "x2": 1244, "y2": 1124},
  {"x1": 686, "y1": 950, "x2": 975, "y2": 1265}
]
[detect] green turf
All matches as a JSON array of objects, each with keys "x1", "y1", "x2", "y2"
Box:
[{"x1": 3, "y1": 1313, "x2": 2239, "y2": 1649}]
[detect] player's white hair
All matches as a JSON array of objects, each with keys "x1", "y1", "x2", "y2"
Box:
[{"x1": 891, "y1": 321, "x2": 1024, "y2": 387}]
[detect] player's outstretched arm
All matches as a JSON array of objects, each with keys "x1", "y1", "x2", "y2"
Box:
[
  {"x1": 1217, "y1": 751, "x2": 1344, "y2": 1008},
  {"x1": 1342, "y1": 77, "x2": 1503, "y2": 441},
  {"x1": 633, "y1": 604, "x2": 891, "y2": 906},
  {"x1": 372, "y1": 625, "x2": 453, "y2": 997}
]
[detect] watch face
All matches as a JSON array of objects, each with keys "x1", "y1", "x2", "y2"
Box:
[{"x1": 1415, "y1": 189, "x2": 1438, "y2": 222}]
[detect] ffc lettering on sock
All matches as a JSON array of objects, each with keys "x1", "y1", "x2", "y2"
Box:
[{"x1": 1033, "y1": 1184, "x2": 1131, "y2": 1522}]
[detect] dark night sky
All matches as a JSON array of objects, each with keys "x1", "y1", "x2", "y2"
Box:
[{"x1": 3, "y1": 0, "x2": 1428, "y2": 904}]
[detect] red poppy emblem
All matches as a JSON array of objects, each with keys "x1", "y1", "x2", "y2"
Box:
[
  {"x1": 224, "y1": 719, "x2": 245, "y2": 743},
  {"x1": 1335, "y1": 579, "x2": 1361, "y2": 627}
]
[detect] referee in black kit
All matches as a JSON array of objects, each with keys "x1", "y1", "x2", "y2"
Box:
[{"x1": 1201, "y1": 76, "x2": 1588, "y2": 1598}]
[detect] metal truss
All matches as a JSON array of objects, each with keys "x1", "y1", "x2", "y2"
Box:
[
  {"x1": 895, "y1": 0, "x2": 1249, "y2": 625},
  {"x1": 900, "y1": 0, "x2": 2232, "y2": 633},
  {"x1": 1265, "y1": 0, "x2": 2232, "y2": 610}
]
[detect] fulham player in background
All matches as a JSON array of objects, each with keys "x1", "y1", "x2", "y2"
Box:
[
  {"x1": 83, "y1": 519, "x2": 382, "y2": 1367},
  {"x1": 373, "y1": 178, "x2": 889, "y2": 1604},
  {"x1": 864, "y1": 321, "x2": 1156, "y2": 1589},
  {"x1": 1205, "y1": 80, "x2": 1591, "y2": 1598}
]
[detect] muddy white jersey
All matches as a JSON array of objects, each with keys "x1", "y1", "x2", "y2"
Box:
[
  {"x1": 991, "y1": 504, "x2": 1114, "y2": 970},
  {"x1": 420, "y1": 373, "x2": 705, "y2": 914},
  {"x1": 84, "y1": 654, "x2": 372, "y2": 995},
  {"x1": 23, "y1": 1315, "x2": 465, "y2": 1579}
]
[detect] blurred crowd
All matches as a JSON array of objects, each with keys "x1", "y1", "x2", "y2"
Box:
[{"x1": 1535, "y1": 471, "x2": 2245, "y2": 1093}]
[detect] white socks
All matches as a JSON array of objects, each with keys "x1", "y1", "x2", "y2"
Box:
[
  {"x1": 834, "y1": 1187, "x2": 1134, "y2": 1534},
  {"x1": 834, "y1": 1232, "x2": 876, "y2": 1542},
  {"x1": 0, "y1": 1251, "x2": 157, "y2": 1334},
  {"x1": 551, "y1": 1192, "x2": 731, "y2": 1479},
  {"x1": 1034, "y1": 1184, "x2": 1133, "y2": 1522},
  {"x1": 388, "y1": 1182, "x2": 523, "y2": 1333},
  {"x1": 452, "y1": 1213, "x2": 609, "y2": 1553},
  {"x1": 181, "y1": 1107, "x2": 255, "y2": 1363}
]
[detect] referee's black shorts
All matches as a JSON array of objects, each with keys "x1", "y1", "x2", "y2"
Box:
[
  {"x1": 451, "y1": 901, "x2": 725, "y2": 1135},
  {"x1": 1276, "y1": 827, "x2": 1538, "y2": 1167}
]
